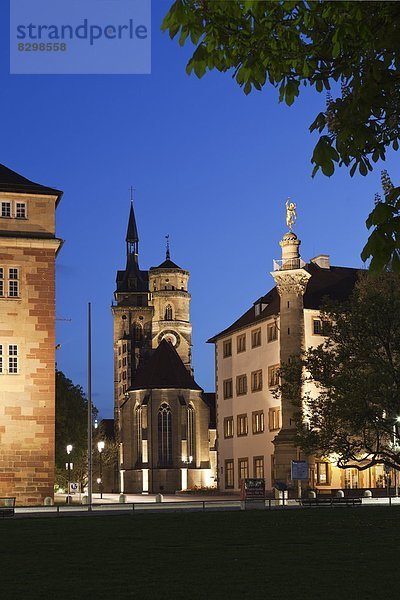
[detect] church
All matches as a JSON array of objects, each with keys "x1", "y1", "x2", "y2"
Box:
[{"x1": 112, "y1": 204, "x2": 216, "y2": 494}]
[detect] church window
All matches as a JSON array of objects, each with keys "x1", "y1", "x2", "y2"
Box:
[
  {"x1": 223, "y1": 416, "x2": 234, "y2": 439},
  {"x1": 254, "y1": 457, "x2": 264, "y2": 478},
  {"x1": 133, "y1": 322, "x2": 143, "y2": 341},
  {"x1": 268, "y1": 407, "x2": 281, "y2": 431},
  {"x1": 223, "y1": 379, "x2": 233, "y2": 399},
  {"x1": 122, "y1": 357, "x2": 127, "y2": 367},
  {"x1": 252, "y1": 411, "x2": 264, "y2": 434},
  {"x1": 158, "y1": 403, "x2": 172, "y2": 466},
  {"x1": 237, "y1": 414, "x2": 248, "y2": 437},
  {"x1": 251, "y1": 370, "x2": 263, "y2": 392},
  {"x1": 16, "y1": 203, "x2": 26, "y2": 219},
  {"x1": 267, "y1": 323, "x2": 278, "y2": 342},
  {"x1": 122, "y1": 371, "x2": 126, "y2": 380},
  {"x1": 236, "y1": 374, "x2": 247, "y2": 396},
  {"x1": 8, "y1": 344, "x2": 18, "y2": 374},
  {"x1": 8, "y1": 268, "x2": 19, "y2": 297},
  {"x1": 225, "y1": 459, "x2": 234, "y2": 488},
  {"x1": 164, "y1": 304, "x2": 173, "y2": 320},
  {"x1": 223, "y1": 339, "x2": 232, "y2": 358},
  {"x1": 238, "y1": 458, "x2": 248, "y2": 481},
  {"x1": 136, "y1": 407, "x2": 142, "y2": 463},
  {"x1": 1, "y1": 202, "x2": 11, "y2": 218},
  {"x1": 237, "y1": 334, "x2": 246, "y2": 353},
  {"x1": 268, "y1": 365, "x2": 279, "y2": 388},
  {"x1": 187, "y1": 405, "x2": 196, "y2": 461},
  {"x1": 251, "y1": 328, "x2": 261, "y2": 348}
]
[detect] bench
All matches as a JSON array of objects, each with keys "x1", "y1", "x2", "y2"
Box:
[
  {"x1": 301, "y1": 497, "x2": 362, "y2": 507},
  {"x1": 0, "y1": 497, "x2": 16, "y2": 517}
]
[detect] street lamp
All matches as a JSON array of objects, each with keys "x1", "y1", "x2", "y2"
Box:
[
  {"x1": 66, "y1": 444, "x2": 73, "y2": 504},
  {"x1": 97, "y1": 440, "x2": 105, "y2": 499}
]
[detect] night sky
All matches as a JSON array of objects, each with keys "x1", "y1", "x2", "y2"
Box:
[{"x1": 1, "y1": 1, "x2": 398, "y2": 417}]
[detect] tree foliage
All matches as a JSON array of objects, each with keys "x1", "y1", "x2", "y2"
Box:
[
  {"x1": 279, "y1": 272, "x2": 400, "y2": 471},
  {"x1": 162, "y1": 1, "x2": 400, "y2": 269}
]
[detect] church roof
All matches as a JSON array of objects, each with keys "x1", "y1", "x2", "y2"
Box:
[
  {"x1": 208, "y1": 262, "x2": 361, "y2": 342},
  {"x1": 130, "y1": 339, "x2": 203, "y2": 391},
  {"x1": 126, "y1": 202, "x2": 139, "y2": 242},
  {"x1": 0, "y1": 163, "x2": 62, "y2": 203},
  {"x1": 150, "y1": 258, "x2": 182, "y2": 270}
]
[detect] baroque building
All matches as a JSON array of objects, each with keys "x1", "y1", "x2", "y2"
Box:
[
  {"x1": 209, "y1": 204, "x2": 386, "y2": 494},
  {"x1": 0, "y1": 164, "x2": 62, "y2": 505},
  {"x1": 112, "y1": 204, "x2": 216, "y2": 494}
]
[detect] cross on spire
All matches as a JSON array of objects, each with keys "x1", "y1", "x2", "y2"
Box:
[{"x1": 165, "y1": 234, "x2": 170, "y2": 260}]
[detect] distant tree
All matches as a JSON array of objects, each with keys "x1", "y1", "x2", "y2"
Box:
[
  {"x1": 55, "y1": 370, "x2": 97, "y2": 490},
  {"x1": 279, "y1": 272, "x2": 400, "y2": 472},
  {"x1": 162, "y1": 1, "x2": 400, "y2": 269}
]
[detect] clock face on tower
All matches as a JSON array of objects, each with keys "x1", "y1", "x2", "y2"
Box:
[{"x1": 158, "y1": 330, "x2": 180, "y2": 348}]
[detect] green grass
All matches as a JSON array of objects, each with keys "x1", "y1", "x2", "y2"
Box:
[{"x1": 1, "y1": 507, "x2": 399, "y2": 599}]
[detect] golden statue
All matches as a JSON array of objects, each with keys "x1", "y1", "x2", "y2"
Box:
[{"x1": 285, "y1": 198, "x2": 297, "y2": 232}]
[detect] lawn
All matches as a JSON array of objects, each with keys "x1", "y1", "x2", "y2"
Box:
[{"x1": 1, "y1": 507, "x2": 399, "y2": 599}]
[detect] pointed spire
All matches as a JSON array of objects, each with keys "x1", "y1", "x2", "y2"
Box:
[
  {"x1": 126, "y1": 187, "x2": 139, "y2": 259},
  {"x1": 165, "y1": 234, "x2": 170, "y2": 260}
]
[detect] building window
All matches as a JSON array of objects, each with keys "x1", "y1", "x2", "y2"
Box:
[
  {"x1": 158, "y1": 403, "x2": 172, "y2": 466},
  {"x1": 238, "y1": 458, "x2": 248, "y2": 481},
  {"x1": 251, "y1": 328, "x2": 261, "y2": 348},
  {"x1": 223, "y1": 378, "x2": 233, "y2": 399},
  {"x1": 224, "y1": 416, "x2": 234, "y2": 439},
  {"x1": 223, "y1": 339, "x2": 232, "y2": 358},
  {"x1": 316, "y1": 462, "x2": 330, "y2": 485},
  {"x1": 187, "y1": 405, "x2": 196, "y2": 460},
  {"x1": 252, "y1": 410, "x2": 264, "y2": 434},
  {"x1": 8, "y1": 345, "x2": 18, "y2": 374},
  {"x1": 0, "y1": 268, "x2": 3, "y2": 297},
  {"x1": 251, "y1": 370, "x2": 263, "y2": 392},
  {"x1": 237, "y1": 334, "x2": 246, "y2": 353},
  {"x1": 0, "y1": 345, "x2": 3, "y2": 374},
  {"x1": 133, "y1": 322, "x2": 143, "y2": 342},
  {"x1": 15, "y1": 203, "x2": 27, "y2": 219},
  {"x1": 136, "y1": 406, "x2": 142, "y2": 463},
  {"x1": 268, "y1": 365, "x2": 279, "y2": 388},
  {"x1": 254, "y1": 456, "x2": 264, "y2": 479},
  {"x1": 267, "y1": 322, "x2": 278, "y2": 342},
  {"x1": 236, "y1": 374, "x2": 247, "y2": 396},
  {"x1": 8, "y1": 268, "x2": 19, "y2": 298},
  {"x1": 237, "y1": 414, "x2": 248, "y2": 437},
  {"x1": 268, "y1": 407, "x2": 281, "y2": 431},
  {"x1": 164, "y1": 304, "x2": 173, "y2": 320},
  {"x1": 313, "y1": 318, "x2": 328, "y2": 335},
  {"x1": 1, "y1": 202, "x2": 11, "y2": 218},
  {"x1": 225, "y1": 459, "x2": 234, "y2": 488}
]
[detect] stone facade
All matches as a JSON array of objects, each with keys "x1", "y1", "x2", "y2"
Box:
[{"x1": 0, "y1": 166, "x2": 62, "y2": 505}]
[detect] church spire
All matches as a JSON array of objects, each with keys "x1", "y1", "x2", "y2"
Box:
[
  {"x1": 165, "y1": 234, "x2": 170, "y2": 260},
  {"x1": 126, "y1": 188, "x2": 139, "y2": 258}
]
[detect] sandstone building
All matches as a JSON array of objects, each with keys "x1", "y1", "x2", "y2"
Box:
[
  {"x1": 112, "y1": 204, "x2": 216, "y2": 494},
  {"x1": 209, "y1": 210, "x2": 386, "y2": 494},
  {"x1": 0, "y1": 164, "x2": 62, "y2": 504}
]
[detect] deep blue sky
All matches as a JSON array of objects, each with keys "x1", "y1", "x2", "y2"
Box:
[{"x1": 1, "y1": 2, "x2": 398, "y2": 418}]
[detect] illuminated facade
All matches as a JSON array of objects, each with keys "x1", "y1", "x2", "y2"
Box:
[
  {"x1": 209, "y1": 221, "x2": 386, "y2": 494},
  {"x1": 112, "y1": 204, "x2": 216, "y2": 494},
  {"x1": 0, "y1": 164, "x2": 62, "y2": 505}
]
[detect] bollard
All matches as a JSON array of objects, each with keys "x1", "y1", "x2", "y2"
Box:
[
  {"x1": 364, "y1": 489, "x2": 372, "y2": 498},
  {"x1": 82, "y1": 495, "x2": 89, "y2": 505},
  {"x1": 44, "y1": 497, "x2": 53, "y2": 506},
  {"x1": 119, "y1": 494, "x2": 127, "y2": 504},
  {"x1": 308, "y1": 491, "x2": 316, "y2": 499},
  {"x1": 155, "y1": 493, "x2": 163, "y2": 503},
  {"x1": 336, "y1": 489, "x2": 344, "y2": 498}
]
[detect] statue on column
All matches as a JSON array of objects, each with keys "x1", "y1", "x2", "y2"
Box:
[{"x1": 285, "y1": 198, "x2": 297, "y2": 232}]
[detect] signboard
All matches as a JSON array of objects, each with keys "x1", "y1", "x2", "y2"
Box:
[
  {"x1": 240, "y1": 478, "x2": 265, "y2": 500},
  {"x1": 70, "y1": 483, "x2": 80, "y2": 493},
  {"x1": 291, "y1": 460, "x2": 309, "y2": 481}
]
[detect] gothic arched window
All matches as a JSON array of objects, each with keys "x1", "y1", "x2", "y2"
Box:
[
  {"x1": 158, "y1": 403, "x2": 172, "y2": 466},
  {"x1": 187, "y1": 405, "x2": 196, "y2": 462},
  {"x1": 136, "y1": 406, "x2": 142, "y2": 463},
  {"x1": 133, "y1": 322, "x2": 143, "y2": 342},
  {"x1": 164, "y1": 304, "x2": 173, "y2": 320}
]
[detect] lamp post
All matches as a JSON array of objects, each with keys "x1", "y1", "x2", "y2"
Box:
[
  {"x1": 66, "y1": 444, "x2": 73, "y2": 504},
  {"x1": 97, "y1": 440, "x2": 105, "y2": 499},
  {"x1": 393, "y1": 417, "x2": 400, "y2": 497}
]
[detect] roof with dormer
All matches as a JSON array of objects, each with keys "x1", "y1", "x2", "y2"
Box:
[
  {"x1": 129, "y1": 339, "x2": 202, "y2": 391},
  {"x1": 207, "y1": 262, "x2": 361, "y2": 342},
  {"x1": 0, "y1": 163, "x2": 62, "y2": 203}
]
